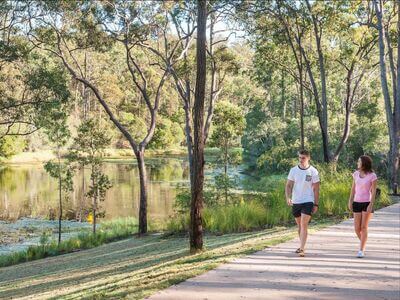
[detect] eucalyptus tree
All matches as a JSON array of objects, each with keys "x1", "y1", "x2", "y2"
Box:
[
  {"x1": 149, "y1": 1, "x2": 240, "y2": 188},
  {"x1": 372, "y1": 0, "x2": 400, "y2": 192},
  {"x1": 190, "y1": 0, "x2": 207, "y2": 252},
  {"x1": 26, "y1": 0, "x2": 182, "y2": 234},
  {"x1": 243, "y1": 0, "x2": 379, "y2": 166}
]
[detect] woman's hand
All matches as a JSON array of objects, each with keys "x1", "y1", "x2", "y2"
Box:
[
  {"x1": 367, "y1": 203, "x2": 373, "y2": 213},
  {"x1": 348, "y1": 201, "x2": 353, "y2": 212}
]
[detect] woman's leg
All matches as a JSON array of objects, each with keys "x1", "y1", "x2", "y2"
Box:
[
  {"x1": 353, "y1": 212, "x2": 362, "y2": 240},
  {"x1": 360, "y1": 211, "x2": 373, "y2": 251}
]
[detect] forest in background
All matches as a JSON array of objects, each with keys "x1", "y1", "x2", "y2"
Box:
[{"x1": 0, "y1": 0, "x2": 398, "y2": 251}]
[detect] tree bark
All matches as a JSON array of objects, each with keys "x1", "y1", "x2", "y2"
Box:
[
  {"x1": 190, "y1": 0, "x2": 207, "y2": 253},
  {"x1": 299, "y1": 59, "x2": 305, "y2": 149},
  {"x1": 92, "y1": 165, "x2": 97, "y2": 235},
  {"x1": 136, "y1": 148, "x2": 148, "y2": 235},
  {"x1": 58, "y1": 149, "x2": 62, "y2": 245}
]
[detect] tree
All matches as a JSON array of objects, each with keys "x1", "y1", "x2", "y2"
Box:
[
  {"x1": 0, "y1": 1, "x2": 70, "y2": 139},
  {"x1": 372, "y1": 0, "x2": 400, "y2": 193},
  {"x1": 210, "y1": 101, "x2": 245, "y2": 203},
  {"x1": 70, "y1": 119, "x2": 112, "y2": 234},
  {"x1": 27, "y1": 1, "x2": 172, "y2": 234},
  {"x1": 243, "y1": 0, "x2": 378, "y2": 166},
  {"x1": 43, "y1": 108, "x2": 72, "y2": 245},
  {"x1": 190, "y1": 0, "x2": 207, "y2": 253}
]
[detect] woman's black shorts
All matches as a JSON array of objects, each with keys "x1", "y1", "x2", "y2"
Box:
[
  {"x1": 352, "y1": 201, "x2": 373, "y2": 213},
  {"x1": 292, "y1": 202, "x2": 314, "y2": 218}
]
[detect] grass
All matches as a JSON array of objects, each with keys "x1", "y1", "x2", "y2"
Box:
[
  {"x1": 0, "y1": 220, "x2": 335, "y2": 299},
  {"x1": 0, "y1": 217, "x2": 138, "y2": 268},
  {"x1": 167, "y1": 175, "x2": 392, "y2": 234}
]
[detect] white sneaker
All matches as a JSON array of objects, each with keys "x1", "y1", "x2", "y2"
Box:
[{"x1": 357, "y1": 250, "x2": 364, "y2": 258}]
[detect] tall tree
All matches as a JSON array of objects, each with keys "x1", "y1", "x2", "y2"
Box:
[
  {"x1": 27, "y1": 1, "x2": 171, "y2": 234},
  {"x1": 190, "y1": 0, "x2": 207, "y2": 252},
  {"x1": 373, "y1": 0, "x2": 399, "y2": 192}
]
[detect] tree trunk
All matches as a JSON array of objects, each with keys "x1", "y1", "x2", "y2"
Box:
[
  {"x1": 395, "y1": 0, "x2": 400, "y2": 193},
  {"x1": 305, "y1": 0, "x2": 330, "y2": 162},
  {"x1": 80, "y1": 164, "x2": 85, "y2": 222},
  {"x1": 136, "y1": 148, "x2": 148, "y2": 235},
  {"x1": 57, "y1": 150, "x2": 62, "y2": 245},
  {"x1": 299, "y1": 57, "x2": 305, "y2": 149},
  {"x1": 224, "y1": 140, "x2": 228, "y2": 204},
  {"x1": 184, "y1": 99, "x2": 194, "y2": 186},
  {"x1": 204, "y1": 12, "x2": 217, "y2": 143},
  {"x1": 92, "y1": 167, "x2": 97, "y2": 235},
  {"x1": 374, "y1": 0, "x2": 399, "y2": 192},
  {"x1": 190, "y1": 0, "x2": 207, "y2": 253},
  {"x1": 281, "y1": 69, "x2": 286, "y2": 119}
]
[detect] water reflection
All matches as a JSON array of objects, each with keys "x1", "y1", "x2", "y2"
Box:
[{"x1": 0, "y1": 158, "x2": 190, "y2": 222}]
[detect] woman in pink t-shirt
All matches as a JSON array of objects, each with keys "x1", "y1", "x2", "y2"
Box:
[{"x1": 348, "y1": 155, "x2": 378, "y2": 258}]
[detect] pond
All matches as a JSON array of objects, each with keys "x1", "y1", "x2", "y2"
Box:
[{"x1": 0, "y1": 157, "x2": 247, "y2": 223}]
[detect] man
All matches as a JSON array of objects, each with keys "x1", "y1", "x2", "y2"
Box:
[{"x1": 285, "y1": 150, "x2": 320, "y2": 257}]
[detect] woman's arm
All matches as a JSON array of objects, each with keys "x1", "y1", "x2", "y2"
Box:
[
  {"x1": 367, "y1": 179, "x2": 378, "y2": 213},
  {"x1": 348, "y1": 179, "x2": 355, "y2": 212}
]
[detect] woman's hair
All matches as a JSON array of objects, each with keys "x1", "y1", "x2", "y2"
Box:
[{"x1": 359, "y1": 155, "x2": 373, "y2": 173}]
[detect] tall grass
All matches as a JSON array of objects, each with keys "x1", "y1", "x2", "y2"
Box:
[{"x1": 167, "y1": 172, "x2": 392, "y2": 234}]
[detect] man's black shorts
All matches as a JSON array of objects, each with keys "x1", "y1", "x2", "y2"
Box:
[
  {"x1": 292, "y1": 202, "x2": 314, "y2": 218},
  {"x1": 352, "y1": 201, "x2": 373, "y2": 213}
]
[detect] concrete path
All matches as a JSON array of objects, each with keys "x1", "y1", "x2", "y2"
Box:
[{"x1": 149, "y1": 203, "x2": 400, "y2": 300}]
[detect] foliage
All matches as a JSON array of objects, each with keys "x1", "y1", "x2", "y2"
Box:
[
  {"x1": 69, "y1": 118, "x2": 113, "y2": 233},
  {"x1": 0, "y1": 136, "x2": 26, "y2": 158}
]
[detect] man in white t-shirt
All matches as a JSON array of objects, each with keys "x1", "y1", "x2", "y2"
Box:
[{"x1": 285, "y1": 149, "x2": 320, "y2": 257}]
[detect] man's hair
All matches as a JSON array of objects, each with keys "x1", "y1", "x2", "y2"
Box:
[{"x1": 298, "y1": 149, "x2": 310, "y2": 157}]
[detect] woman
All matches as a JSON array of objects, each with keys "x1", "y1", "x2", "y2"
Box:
[{"x1": 348, "y1": 155, "x2": 378, "y2": 258}]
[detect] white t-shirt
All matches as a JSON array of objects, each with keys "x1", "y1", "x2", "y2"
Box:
[{"x1": 287, "y1": 165, "x2": 320, "y2": 204}]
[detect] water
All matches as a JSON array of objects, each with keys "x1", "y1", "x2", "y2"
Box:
[
  {"x1": 0, "y1": 157, "x2": 191, "y2": 223},
  {"x1": 0, "y1": 157, "x2": 247, "y2": 223}
]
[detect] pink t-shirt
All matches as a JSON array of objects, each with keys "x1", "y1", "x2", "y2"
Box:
[{"x1": 353, "y1": 171, "x2": 378, "y2": 203}]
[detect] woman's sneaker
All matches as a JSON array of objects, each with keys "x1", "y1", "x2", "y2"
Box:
[{"x1": 357, "y1": 250, "x2": 364, "y2": 258}]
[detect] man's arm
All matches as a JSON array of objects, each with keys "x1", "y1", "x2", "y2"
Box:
[
  {"x1": 285, "y1": 180, "x2": 294, "y2": 206},
  {"x1": 312, "y1": 182, "x2": 320, "y2": 213}
]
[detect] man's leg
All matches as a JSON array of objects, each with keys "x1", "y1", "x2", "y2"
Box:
[
  {"x1": 295, "y1": 216, "x2": 301, "y2": 237},
  {"x1": 300, "y1": 213, "x2": 312, "y2": 250}
]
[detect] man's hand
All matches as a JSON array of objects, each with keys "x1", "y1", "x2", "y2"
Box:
[
  {"x1": 312, "y1": 205, "x2": 318, "y2": 214},
  {"x1": 286, "y1": 198, "x2": 293, "y2": 206}
]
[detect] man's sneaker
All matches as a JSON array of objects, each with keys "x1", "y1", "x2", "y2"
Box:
[{"x1": 356, "y1": 250, "x2": 364, "y2": 258}]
